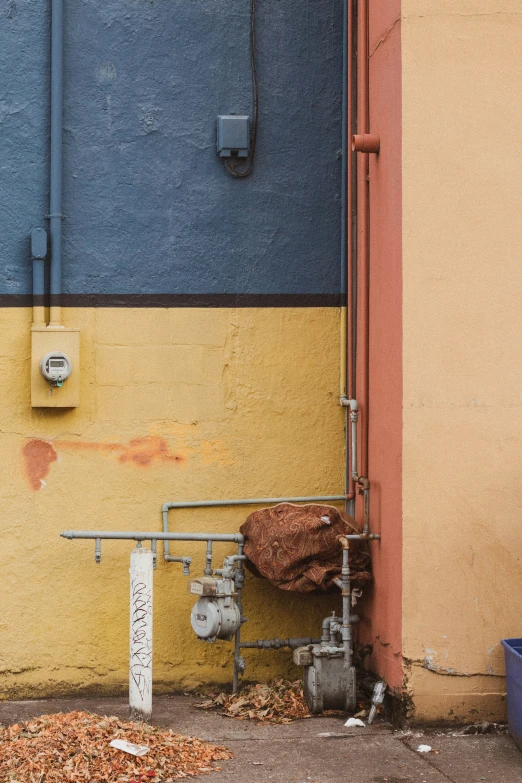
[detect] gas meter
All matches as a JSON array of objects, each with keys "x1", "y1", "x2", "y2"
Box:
[
  {"x1": 40, "y1": 351, "x2": 72, "y2": 387},
  {"x1": 189, "y1": 573, "x2": 241, "y2": 643},
  {"x1": 293, "y1": 613, "x2": 356, "y2": 713}
]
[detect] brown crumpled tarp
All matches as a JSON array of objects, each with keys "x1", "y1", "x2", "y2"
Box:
[{"x1": 240, "y1": 503, "x2": 372, "y2": 593}]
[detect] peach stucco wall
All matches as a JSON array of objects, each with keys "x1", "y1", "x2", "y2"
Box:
[{"x1": 401, "y1": 0, "x2": 522, "y2": 720}]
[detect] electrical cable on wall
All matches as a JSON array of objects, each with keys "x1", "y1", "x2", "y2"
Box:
[{"x1": 224, "y1": 0, "x2": 258, "y2": 178}]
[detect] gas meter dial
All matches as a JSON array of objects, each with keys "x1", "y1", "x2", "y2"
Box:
[
  {"x1": 40, "y1": 351, "x2": 72, "y2": 387},
  {"x1": 191, "y1": 596, "x2": 240, "y2": 642}
]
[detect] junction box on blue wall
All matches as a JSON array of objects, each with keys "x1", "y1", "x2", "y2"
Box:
[{"x1": 217, "y1": 115, "x2": 250, "y2": 158}]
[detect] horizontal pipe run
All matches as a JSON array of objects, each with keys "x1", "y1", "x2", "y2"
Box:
[
  {"x1": 165, "y1": 556, "x2": 191, "y2": 563},
  {"x1": 348, "y1": 533, "x2": 379, "y2": 539},
  {"x1": 61, "y1": 531, "x2": 244, "y2": 543},
  {"x1": 162, "y1": 495, "x2": 347, "y2": 560},
  {"x1": 61, "y1": 530, "x2": 378, "y2": 543},
  {"x1": 162, "y1": 495, "x2": 346, "y2": 512},
  {"x1": 240, "y1": 638, "x2": 321, "y2": 650}
]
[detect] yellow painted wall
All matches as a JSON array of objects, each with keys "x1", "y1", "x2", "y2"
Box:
[
  {"x1": 0, "y1": 307, "x2": 344, "y2": 698},
  {"x1": 402, "y1": 0, "x2": 522, "y2": 720}
]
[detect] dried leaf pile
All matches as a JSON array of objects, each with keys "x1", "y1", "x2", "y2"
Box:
[
  {"x1": 0, "y1": 711, "x2": 231, "y2": 782},
  {"x1": 196, "y1": 679, "x2": 311, "y2": 724}
]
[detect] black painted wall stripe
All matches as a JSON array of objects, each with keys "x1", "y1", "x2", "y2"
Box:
[{"x1": 0, "y1": 293, "x2": 342, "y2": 308}]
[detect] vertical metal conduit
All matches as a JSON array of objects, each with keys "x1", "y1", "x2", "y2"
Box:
[
  {"x1": 356, "y1": 0, "x2": 369, "y2": 480},
  {"x1": 31, "y1": 228, "x2": 47, "y2": 327},
  {"x1": 339, "y1": 0, "x2": 349, "y2": 404},
  {"x1": 346, "y1": 0, "x2": 355, "y2": 517},
  {"x1": 49, "y1": 0, "x2": 64, "y2": 327}
]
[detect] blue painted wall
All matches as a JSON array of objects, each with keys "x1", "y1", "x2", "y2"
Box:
[{"x1": 0, "y1": 0, "x2": 342, "y2": 298}]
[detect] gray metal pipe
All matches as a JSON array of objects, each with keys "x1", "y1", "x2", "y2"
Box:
[
  {"x1": 240, "y1": 637, "x2": 321, "y2": 650},
  {"x1": 204, "y1": 540, "x2": 213, "y2": 576},
  {"x1": 49, "y1": 0, "x2": 64, "y2": 325},
  {"x1": 31, "y1": 228, "x2": 47, "y2": 326},
  {"x1": 321, "y1": 616, "x2": 332, "y2": 644},
  {"x1": 161, "y1": 495, "x2": 346, "y2": 561},
  {"x1": 162, "y1": 496, "x2": 346, "y2": 513},
  {"x1": 350, "y1": 403, "x2": 359, "y2": 481},
  {"x1": 340, "y1": 400, "x2": 358, "y2": 517},
  {"x1": 344, "y1": 409, "x2": 354, "y2": 516},
  {"x1": 340, "y1": 0, "x2": 348, "y2": 300},
  {"x1": 340, "y1": 542, "x2": 352, "y2": 669},
  {"x1": 32, "y1": 256, "x2": 45, "y2": 302},
  {"x1": 31, "y1": 229, "x2": 47, "y2": 298},
  {"x1": 61, "y1": 531, "x2": 244, "y2": 542},
  {"x1": 357, "y1": 477, "x2": 370, "y2": 536},
  {"x1": 63, "y1": 529, "x2": 376, "y2": 542},
  {"x1": 232, "y1": 542, "x2": 245, "y2": 693}
]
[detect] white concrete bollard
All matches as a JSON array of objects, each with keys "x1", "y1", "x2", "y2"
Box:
[{"x1": 129, "y1": 546, "x2": 153, "y2": 722}]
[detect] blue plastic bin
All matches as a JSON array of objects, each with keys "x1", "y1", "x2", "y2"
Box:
[{"x1": 502, "y1": 638, "x2": 522, "y2": 749}]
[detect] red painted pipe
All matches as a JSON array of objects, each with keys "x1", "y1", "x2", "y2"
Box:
[
  {"x1": 346, "y1": 0, "x2": 355, "y2": 502},
  {"x1": 356, "y1": 0, "x2": 370, "y2": 484},
  {"x1": 352, "y1": 133, "x2": 380, "y2": 154}
]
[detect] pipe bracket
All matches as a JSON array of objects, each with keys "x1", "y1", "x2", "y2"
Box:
[{"x1": 352, "y1": 134, "x2": 380, "y2": 154}]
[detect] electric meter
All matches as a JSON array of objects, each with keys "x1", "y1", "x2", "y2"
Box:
[{"x1": 40, "y1": 351, "x2": 72, "y2": 387}]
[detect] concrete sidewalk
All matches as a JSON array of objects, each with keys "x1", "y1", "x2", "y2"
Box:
[{"x1": 0, "y1": 695, "x2": 519, "y2": 783}]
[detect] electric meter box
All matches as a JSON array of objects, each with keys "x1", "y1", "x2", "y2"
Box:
[
  {"x1": 31, "y1": 326, "x2": 80, "y2": 407},
  {"x1": 217, "y1": 115, "x2": 250, "y2": 158}
]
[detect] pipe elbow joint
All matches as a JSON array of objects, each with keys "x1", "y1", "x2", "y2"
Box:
[
  {"x1": 340, "y1": 397, "x2": 358, "y2": 411},
  {"x1": 352, "y1": 134, "x2": 380, "y2": 154},
  {"x1": 337, "y1": 535, "x2": 350, "y2": 550}
]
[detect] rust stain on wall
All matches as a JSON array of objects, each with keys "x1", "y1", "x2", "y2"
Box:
[
  {"x1": 55, "y1": 435, "x2": 184, "y2": 467},
  {"x1": 22, "y1": 439, "x2": 58, "y2": 491},
  {"x1": 22, "y1": 435, "x2": 184, "y2": 489},
  {"x1": 117, "y1": 436, "x2": 184, "y2": 466}
]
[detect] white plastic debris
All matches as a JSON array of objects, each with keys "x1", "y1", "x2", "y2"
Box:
[
  {"x1": 110, "y1": 739, "x2": 150, "y2": 756},
  {"x1": 344, "y1": 718, "x2": 365, "y2": 728},
  {"x1": 368, "y1": 680, "x2": 387, "y2": 725},
  {"x1": 417, "y1": 744, "x2": 432, "y2": 753}
]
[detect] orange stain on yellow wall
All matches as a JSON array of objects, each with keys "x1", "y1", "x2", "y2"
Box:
[{"x1": 22, "y1": 435, "x2": 184, "y2": 490}]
